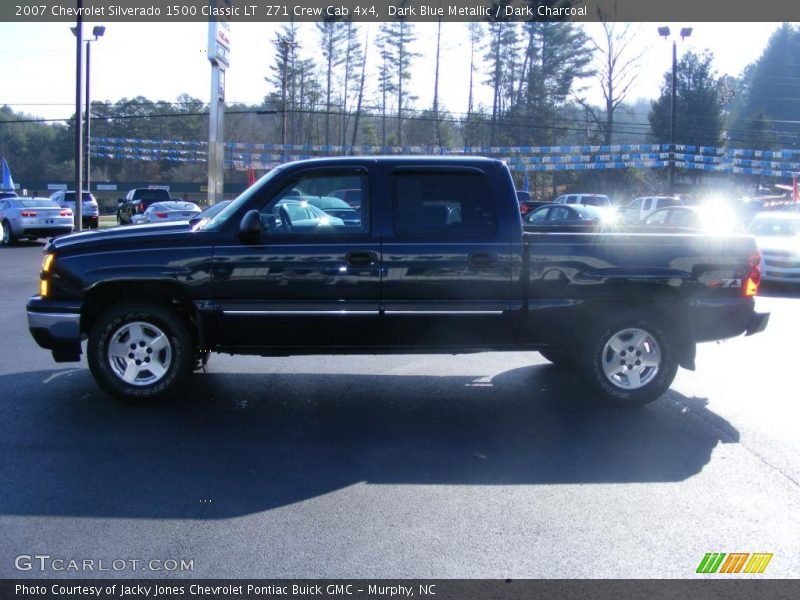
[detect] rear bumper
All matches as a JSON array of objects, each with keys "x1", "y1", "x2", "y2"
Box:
[
  {"x1": 81, "y1": 215, "x2": 99, "y2": 228},
  {"x1": 20, "y1": 226, "x2": 73, "y2": 238},
  {"x1": 27, "y1": 297, "x2": 82, "y2": 362},
  {"x1": 745, "y1": 311, "x2": 770, "y2": 336},
  {"x1": 690, "y1": 297, "x2": 769, "y2": 342}
]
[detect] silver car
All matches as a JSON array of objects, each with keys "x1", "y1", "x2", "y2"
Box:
[
  {"x1": 50, "y1": 190, "x2": 100, "y2": 229},
  {"x1": 0, "y1": 197, "x2": 73, "y2": 245},
  {"x1": 749, "y1": 212, "x2": 800, "y2": 284},
  {"x1": 131, "y1": 201, "x2": 202, "y2": 224}
]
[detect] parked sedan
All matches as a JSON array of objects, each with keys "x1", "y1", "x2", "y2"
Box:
[
  {"x1": 131, "y1": 201, "x2": 202, "y2": 224},
  {"x1": 748, "y1": 212, "x2": 800, "y2": 284},
  {"x1": 268, "y1": 199, "x2": 345, "y2": 232},
  {"x1": 640, "y1": 205, "x2": 744, "y2": 234},
  {"x1": 0, "y1": 197, "x2": 73, "y2": 245},
  {"x1": 300, "y1": 196, "x2": 361, "y2": 227},
  {"x1": 524, "y1": 203, "x2": 617, "y2": 229}
]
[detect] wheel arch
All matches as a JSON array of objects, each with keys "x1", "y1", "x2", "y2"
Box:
[
  {"x1": 81, "y1": 280, "x2": 203, "y2": 349},
  {"x1": 569, "y1": 291, "x2": 696, "y2": 371}
]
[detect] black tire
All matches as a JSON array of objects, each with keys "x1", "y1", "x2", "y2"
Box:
[
  {"x1": 539, "y1": 347, "x2": 575, "y2": 369},
  {"x1": 576, "y1": 310, "x2": 679, "y2": 406},
  {"x1": 1, "y1": 220, "x2": 15, "y2": 246},
  {"x1": 88, "y1": 302, "x2": 194, "y2": 402}
]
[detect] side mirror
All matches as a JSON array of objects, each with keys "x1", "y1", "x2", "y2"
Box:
[{"x1": 238, "y1": 209, "x2": 262, "y2": 243}]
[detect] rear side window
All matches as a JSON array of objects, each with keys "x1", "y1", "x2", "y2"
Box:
[
  {"x1": 64, "y1": 192, "x2": 96, "y2": 202},
  {"x1": 133, "y1": 189, "x2": 171, "y2": 201},
  {"x1": 656, "y1": 197, "x2": 680, "y2": 209},
  {"x1": 393, "y1": 171, "x2": 496, "y2": 237},
  {"x1": 581, "y1": 196, "x2": 609, "y2": 206}
]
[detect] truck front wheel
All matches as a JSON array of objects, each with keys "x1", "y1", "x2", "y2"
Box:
[
  {"x1": 576, "y1": 310, "x2": 679, "y2": 406},
  {"x1": 87, "y1": 302, "x2": 193, "y2": 402}
]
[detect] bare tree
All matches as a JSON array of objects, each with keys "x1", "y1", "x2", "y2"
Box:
[
  {"x1": 585, "y1": 6, "x2": 644, "y2": 145},
  {"x1": 432, "y1": 18, "x2": 442, "y2": 148},
  {"x1": 351, "y1": 27, "x2": 370, "y2": 149}
]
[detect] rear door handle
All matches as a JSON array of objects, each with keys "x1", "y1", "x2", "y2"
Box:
[
  {"x1": 346, "y1": 251, "x2": 378, "y2": 267},
  {"x1": 468, "y1": 252, "x2": 498, "y2": 268}
]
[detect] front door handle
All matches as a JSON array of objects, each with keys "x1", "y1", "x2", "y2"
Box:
[
  {"x1": 346, "y1": 251, "x2": 378, "y2": 267},
  {"x1": 468, "y1": 252, "x2": 498, "y2": 269}
]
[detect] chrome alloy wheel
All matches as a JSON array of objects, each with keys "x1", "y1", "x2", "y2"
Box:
[
  {"x1": 1, "y1": 222, "x2": 8, "y2": 245},
  {"x1": 106, "y1": 321, "x2": 173, "y2": 386},
  {"x1": 601, "y1": 327, "x2": 661, "y2": 390}
]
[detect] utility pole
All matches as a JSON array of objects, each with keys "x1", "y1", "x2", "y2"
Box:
[
  {"x1": 670, "y1": 39, "x2": 677, "y2": 192},
  {"x1": 84, "y1": 26, "x2": 105, "y2": 193},
  {"x1": 73, "y1": 5, "x2": 83, "y2": 232},
  {"x1": 280, "y1": 37, "x2": 290, "y2": 159},
  {"x1": 658, "y1": 26, "x2": 693, "y2": 194}
]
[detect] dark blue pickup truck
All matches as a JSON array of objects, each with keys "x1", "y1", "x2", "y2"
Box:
[{"x1": 27, "y1": 157, "x2": 768, "y2": 405}]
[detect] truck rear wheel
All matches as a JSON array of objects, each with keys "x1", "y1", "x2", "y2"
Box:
[
  {"x1": 576, "y1": 310, "x2": 679, "y2": 406},
  {"x1": 88, "y1": 302, "x2": 193, "y2": 402}
]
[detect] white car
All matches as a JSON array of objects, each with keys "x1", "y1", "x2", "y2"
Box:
[
  {"x1": 49, "y1": 190, "x2": 99, "y2": 229},
  {"x1": 748, "y1": 212, "x2": 800, "y2": 284},
  {"x1": 132, "y1": 201, "x2": 202, "y2": 224},
  {"x1": 623, "y1": 196, "x2": 682, "y2": 223},
  {"x1": 552, "y1": 193, "x2": 611, "y2": 207}
]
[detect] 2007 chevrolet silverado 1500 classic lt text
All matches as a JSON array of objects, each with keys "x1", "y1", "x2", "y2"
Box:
[{"x1": 27, "y1": 157, "x2": 769, "y2": 405}]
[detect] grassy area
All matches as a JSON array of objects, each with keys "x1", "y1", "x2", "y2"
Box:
[{"x1": 99, "y1": 215, "x2": 117, "y2": 229}]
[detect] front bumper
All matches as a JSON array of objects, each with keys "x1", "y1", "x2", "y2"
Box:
[{"x1": 27, "y1": 297, "x2": 83, "y2": 362}]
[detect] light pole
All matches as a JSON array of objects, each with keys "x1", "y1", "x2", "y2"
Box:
[
  {"x1": 72, "y1": 7, "x2": 83, "y2": 232},
  {"x1": 658, "y1": 26, "x2": 693, "y2": 193},
  {"x1": 84, "y1": 26, "x2": 105, "y2": 193}
]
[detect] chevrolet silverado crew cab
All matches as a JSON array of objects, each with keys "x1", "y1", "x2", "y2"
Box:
[{"x1": 27, "y1": 157, "x2": 768, "y2": 405}]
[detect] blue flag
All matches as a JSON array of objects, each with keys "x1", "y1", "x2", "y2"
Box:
[
  {"x1": 2, "y1": 158, "x2": 14, "y2": 191},
  {"x1": 523, "y1": 171, "x2": 530, "y2": 192}
]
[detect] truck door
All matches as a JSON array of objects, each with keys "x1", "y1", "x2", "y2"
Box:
[
  {"x1": 380, "y1": 165, "x2": 514, "y2": 347},
  {"x1": 210, "y1": 166, "x2": 381, "y2": 349}
]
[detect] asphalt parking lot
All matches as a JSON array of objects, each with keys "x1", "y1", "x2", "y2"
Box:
[{"x1": 1, "y1": 242, "x2": 799, "y2": 578}]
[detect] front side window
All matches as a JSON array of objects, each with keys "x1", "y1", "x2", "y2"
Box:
[
  {"x1": 548, "y1": 206, "x2": 572, "y2": 221},
  {"x1": 258, "y1": 171, "x2": 368, "y2": 236},
  {"x1": 392, "y1": 171, "x2": 496, "y2": 237},
  {"x1": 645, "y1": 209, "x2": 670, "y2": 225},
  {"x1": 528, "y1": 207, "x2": 550, "y2": 223}
]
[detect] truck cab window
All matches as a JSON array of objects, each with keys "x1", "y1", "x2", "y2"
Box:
[
  {"x1": 392, "y1": 172, "x2": 495, "y2": 236},
  {"x1": 258, "y1": 171, "x2": 368, "y2": 236}
]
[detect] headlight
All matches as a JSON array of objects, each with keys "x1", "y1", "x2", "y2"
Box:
[
  {"x1": 42, "y1": 253, "x2": 55, "y2": 273},
  {"x1": 40, "y1": 253, "x2": 55, "y2": 297}
]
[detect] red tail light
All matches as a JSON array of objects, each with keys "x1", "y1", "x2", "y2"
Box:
[
  {"x1": 155, "y1": 211, "x2": 168, "y2": 218},
  {"x1": 520, "y1": 204, "x2": 530, "y2": 215},
  {"x1": 138, "y1": 202, "x2": 145, "y2": 212},
  {"x1": 20, "y1": 210, "x2": 37, "y2": 217},
  {"x1": 744, "y1": 250, "x2": 761, "y2": 297},
  {"x1": 59, "y1": 209, "x2": 72, "y2": 217}
]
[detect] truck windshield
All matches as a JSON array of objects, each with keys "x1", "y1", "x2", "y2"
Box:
[{"x1": 198, "y1": 165, "x2": 286, "y2": 230}]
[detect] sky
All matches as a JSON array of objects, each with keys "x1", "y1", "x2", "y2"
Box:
[{"x1": 0, "y1": 21, "x2": 788, "y2": 127}]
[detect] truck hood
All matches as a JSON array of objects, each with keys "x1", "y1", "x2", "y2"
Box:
[
  {"x1": 755, "y1": 236, "x2": 800, "y2": 255},
  {"x1": 47, "y1": 221, "x2": 196, "y2": 253}
]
